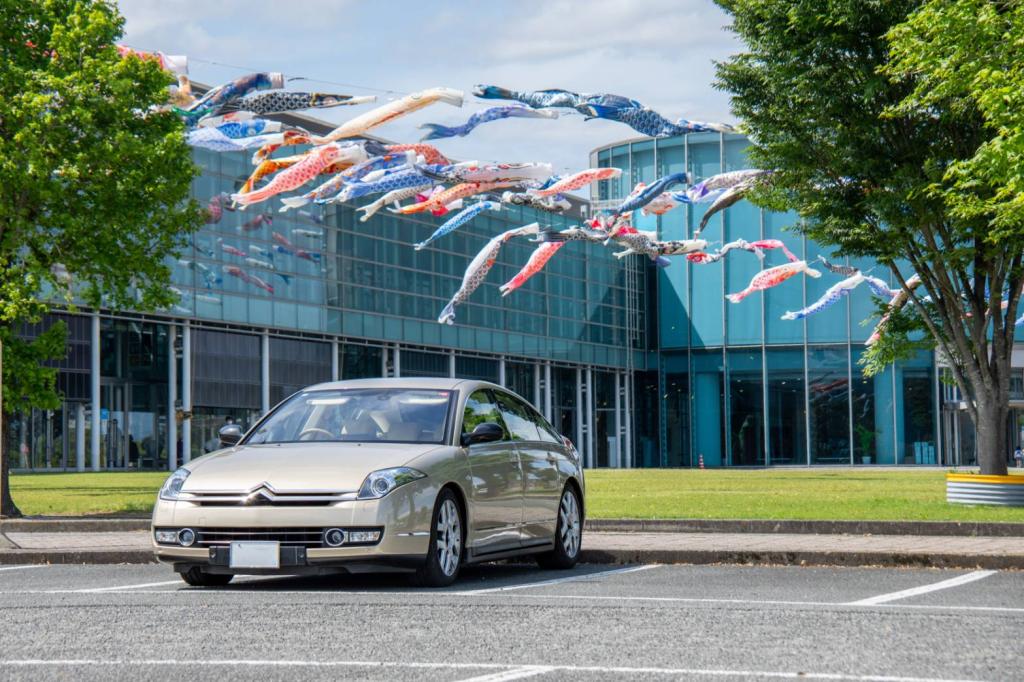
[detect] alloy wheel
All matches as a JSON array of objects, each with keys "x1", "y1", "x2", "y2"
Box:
[
  {"x1": 435, "y1": 498, "x2": 462, "y2": 576},
  {"x1": 559, "y1": 489, "x2": 581, "y2": 557}
]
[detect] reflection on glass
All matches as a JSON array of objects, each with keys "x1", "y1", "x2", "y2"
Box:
[
  {"x1": 766, "y1": 348, "x2": 806, "y2": 464},
  {"x1": 729, "y1": 349, "x2": 764, "y2": 465},
  {"x1": 665, "y1": 372, "x2": 690, "y2": 467},
  {"x1": 808, "y1": 346, "x2": 850, "y2": 464}
]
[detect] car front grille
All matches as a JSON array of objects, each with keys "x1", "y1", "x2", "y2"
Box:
[
  {"x1": 184, "y1": 489, "x2": 355, "y2": 507},
  {"x1": 194, "y1": 527, "x2": 328, "y2": 548}
]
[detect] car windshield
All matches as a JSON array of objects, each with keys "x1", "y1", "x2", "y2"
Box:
[{"x1": 245, "y1": 389, "x2": 453, "y2": 445}]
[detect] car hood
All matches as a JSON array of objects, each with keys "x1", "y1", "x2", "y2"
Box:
[{"x1": 183, "y1": 442, "x2": 443, "y2": 493}]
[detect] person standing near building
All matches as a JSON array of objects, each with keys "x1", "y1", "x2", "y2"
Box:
[{"x1": 1014, "y1": 446, "x2": 1022, "y2": 469}]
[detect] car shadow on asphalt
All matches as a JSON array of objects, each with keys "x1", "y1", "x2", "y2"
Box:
[{"x1": 198, "y1": 562, "x2": 611, "y2": 593}]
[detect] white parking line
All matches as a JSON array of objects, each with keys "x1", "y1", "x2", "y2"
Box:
[
  {"x1": 456, "y1": 666, "x2": 554, "y2": 681},
  {"x1": 0, "y1": 565, "x2": 48, "y2": 572},
  {"x1": 0, "y1": 658, "x2": 987, "y2": 681},
  {"x1": 847, "y1": 570, "x2": 997, "y2": 606},
  {"x1": 455, "y1": 564, "x2": 660, "y2": 595},
  {"x1": 74, "y1": 580, "x2": 183, "y2": 593}
]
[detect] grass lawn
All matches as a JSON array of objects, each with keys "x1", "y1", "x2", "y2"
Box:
[
  {"x1": 9, "y1": 471, "x2": 168, "y2": 516},
  {"x1": 585, "y1": 469, "x2": 1024, "y2": 523},
  {"x1": 8, "y1": 469, "x2": 1024, "y2": 522}
]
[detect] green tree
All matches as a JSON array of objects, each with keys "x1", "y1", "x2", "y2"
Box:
[
  {"x1": 0, "y1": 1, "x2": 203, "y2": 515},
  {"x1": 715, "y1": 0, "x2": 1024, "y2": 475},
  {"x1": 0, "y1": 324, "x2": 68, "y2": 515}
]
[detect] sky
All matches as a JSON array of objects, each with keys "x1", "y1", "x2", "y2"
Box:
[{"x1": 117, "y1": 0, "x2": 741, "y2": 181}]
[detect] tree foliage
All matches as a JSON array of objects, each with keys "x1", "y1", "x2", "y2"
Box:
[
  {"x1": 0, "y1": 0, "x2": 203, "y2": 325},
  {"x1": 715, "y1": 0, "x2": 1024, "y2": 474},
  {"x1": 0, "y1": 1, "x2": 203, "y2": 514},
  {"x1": 1, "y1": 323, "x2": 67, "y2": 416}
]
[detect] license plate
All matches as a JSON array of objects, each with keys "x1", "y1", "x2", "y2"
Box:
[{"x1": 229, "y1": 541, "x2": 280, "y2": 569}]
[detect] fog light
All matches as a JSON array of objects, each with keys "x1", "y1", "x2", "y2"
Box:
[
  {"x1": 177, "y1": 528, "x2": 196, "y2": 547},
  {"x1": 155, "y1": 530, "x2": 178, "y2": 544},
  {"x1": 348, "y1": 530, "x2": 381, "y2": 544},
  {"x1": 323, "y1": 528, "x2": 346, "y2": 547}
]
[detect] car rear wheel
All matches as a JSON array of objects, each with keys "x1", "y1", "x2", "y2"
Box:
[
  {"x1": 178, "y1": 567, "x2": 233, "y2": 587},
  {"x1": 412, "y1": 488, "x2": 463, "y2": 587},
  {"x1": 536, "y1": 485, "x2": 582, "y2": 570}
]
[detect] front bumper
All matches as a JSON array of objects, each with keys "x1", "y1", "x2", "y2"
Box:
[
  {"x1": 154, "y1": 544, "x2": 427, "y2": 575},
  {"x1": 152, "y1": 478, "x2": 437, "y2": 573}
]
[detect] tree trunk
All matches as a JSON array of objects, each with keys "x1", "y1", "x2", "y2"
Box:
[
  {"x1": 974, "y1": 399, "x2": 1009, "y2": 476},
  {"x1": 0, "y1": 411, "x2": 21, "y2": 518}
]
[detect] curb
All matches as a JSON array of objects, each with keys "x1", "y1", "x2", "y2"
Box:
[
  {"x1": 578, "y1": 548, "x2": 1024, "y2": 571},
  {"x1": 0, "y1": 518, "x2": 151, "y2": 533},
  {"x1": 584, "y1": 518, "x2": 1024, "y2": 537},
  {"x1": 0, "y1": 550, "x2": 156, "y2": 565}
]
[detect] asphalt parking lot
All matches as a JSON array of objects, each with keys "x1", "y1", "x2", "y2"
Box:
[{"x1": 0, "y1": 562, "x2": 1021, "y2": 681}]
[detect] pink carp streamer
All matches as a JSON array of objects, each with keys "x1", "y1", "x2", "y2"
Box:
[
  {"x1": 532, "y1": 168, "x2": 622, "y2": 197},
  {"x1": 397, "y1": 181, "x2": 519, "y2": 215},
  {"x1": 374, "y1": 143, "x2": 451, "y2": 166},
  {"x1": 726, "y1": 261, "x2": 821, "y2": 303},
  {"x1": 499, "y1": 242, "x2": 565, "y2": 296},
  {"x1": 719, "y1": 238, "x2": 799, "y2": 262},
  {"x1": 231, "y1": 144, "x2": 350, "y2": 208}
]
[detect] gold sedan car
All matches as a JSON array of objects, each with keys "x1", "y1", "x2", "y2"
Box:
[{"x1": 152, "y1": 378, "x2": 584, "y2": 587}]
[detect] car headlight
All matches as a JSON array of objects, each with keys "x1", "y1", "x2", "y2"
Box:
[
  {"x1": 357, "y1": 467, "x2": 426, "y2": 500},
  {"x1": 159, "y1": 468, "x2": 191, "y2": 501}
]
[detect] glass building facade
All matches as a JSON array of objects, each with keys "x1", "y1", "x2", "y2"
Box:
[{"x1": 593, "y1": 133, "x2": 952, "y2": 467}]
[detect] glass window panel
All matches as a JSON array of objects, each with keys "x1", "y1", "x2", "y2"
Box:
[
  {"x1": 851, "y1": 347, "x2": 895, "y2": 465},
  {"x1": 692, "y1": 350, "x2": 725, "y2": 466},
  {"x1": 455, "y1": 356, "x2": 498, "y2": 382},
  {"x1": 728, "y1": 348, "x2": 764, "y2": 465},
  {"x1": 898, "y1": 355, "x2": 936, "y2": 464},
  {"x1": 401, "y1": 349, "x2": 449, "y2": 378},
  {"x1": 766, "y1": 347, "x2": 806, "y2": 464},
  {"x1": 463, "y1": 390, "x2": 508, "y2": 437},
  {"x1": 665, "y1": 370, "x2": 690, "y2": 467},
  {"x1": 340, "y1": 344, "x2": 383, "y2": 380},
  {"x1": 495, "y1": 392, "x2": 541, "y2": 441},
  {"x1": 808, "y1": 345, "x2": 850, "y2": 464}
]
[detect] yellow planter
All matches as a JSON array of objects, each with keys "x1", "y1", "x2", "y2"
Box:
[{"x1": 947, "y1": 473, "x2": 1024, "y2": 506}]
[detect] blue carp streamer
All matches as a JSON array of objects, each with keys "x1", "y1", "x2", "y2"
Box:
[{"x1": 419, "y1": 105, "x2": 557, "y2": 141}]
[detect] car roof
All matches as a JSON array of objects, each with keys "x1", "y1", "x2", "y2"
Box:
[{"x1": 305, "y1": 377, "x2": 485, "y2": 392}]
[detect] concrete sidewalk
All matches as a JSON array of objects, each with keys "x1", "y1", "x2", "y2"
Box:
[{"x1": 1, "y1": 529, "x2": 1022, "y2": 570}]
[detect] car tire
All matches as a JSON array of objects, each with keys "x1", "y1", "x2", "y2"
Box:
[
  {"x1": 178, "y1": 567, "x2": 234, "y2": 587},
  {"x1": 412, "y1": 488, "x2": 463, "y2": 587},
  {"x1": 536, "y1": 485, "x2": 582, "y2": 570}
]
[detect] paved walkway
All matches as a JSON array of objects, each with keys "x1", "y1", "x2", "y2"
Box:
[{"x1": 1, "y1": 530, "x2": 1022, "y2": 569}]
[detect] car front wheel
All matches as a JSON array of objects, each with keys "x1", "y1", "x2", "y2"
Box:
[
  {"x1": 178, "y1": 567, "x2": 233, "y2": 587},
  {"x1": 537, "y1": 485, "x2": 582, "y2": 570},
  {"x1": 412, "y1": 488, "x2": 463, "y2": 587}
]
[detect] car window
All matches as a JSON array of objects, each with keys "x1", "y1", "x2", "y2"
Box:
[
  {"x1": 245, "y1": 389, "x2": 452, "y2": 444},
  {"x1": 525, "y1": 403, "x2": 562, "y2": 444},
  {"x1": 462, "y1": 390, "x2": 509, "y2": 439},
  {"x1": 495, "y1": 392, "x2": 541, "y2": 442}
]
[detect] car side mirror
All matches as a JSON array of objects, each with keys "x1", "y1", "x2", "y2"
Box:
[
  {"x1": 219, "y1": 424, "x2": 243, "y2": 448},
  {"x1": 460, "y1": 422, "x2": 504, "y2": 447}
]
